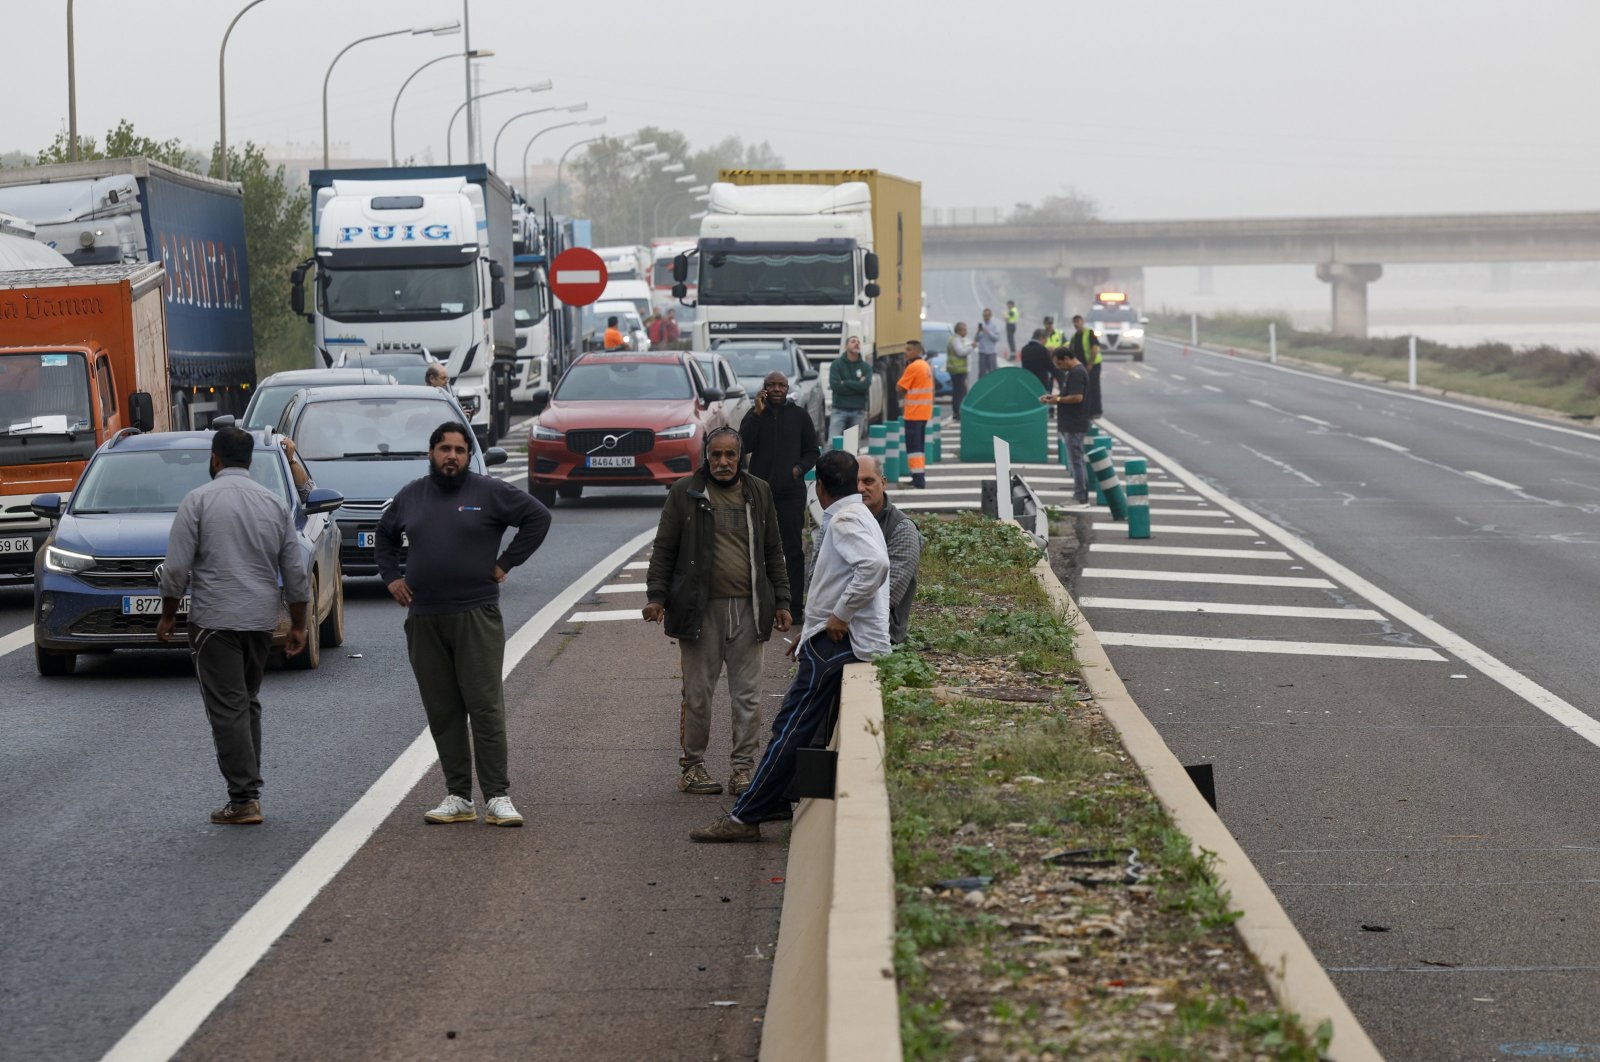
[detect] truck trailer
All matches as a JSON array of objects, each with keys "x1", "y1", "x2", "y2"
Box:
[
  {"x1": 673, "y1": 169, "x2": 921, "y2": 420},
  {"x1": 293, "y1": 165, "x2": 517, "y2": 444},
  {"x1": 0, "y1": 158, "x2": 255, "y2": 425},
  {"x1": 0, "y1": 263, "x2": 169, "y2": 579}
]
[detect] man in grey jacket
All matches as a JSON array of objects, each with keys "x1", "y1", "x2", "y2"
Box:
[
  {"x1": 157, "y1": 427, "x2": 308, "y2": 826},
  {"x1": 975, "y1": 308, "x2": 1002, "y2": 378},
  {"x1": 644, "y1": 427, "x2": 791, "y2": 797},
  {"x1": 806, "y1": 455, "x2": 922, "y2": 645}
]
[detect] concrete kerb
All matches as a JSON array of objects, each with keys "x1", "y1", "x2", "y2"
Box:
[
  {"x1": 1034, "y1": 558, "x2": 1384, "y2": 1062},
  {"x1": 761, "y1": 663, "x2": 902, "y2": 1062}
]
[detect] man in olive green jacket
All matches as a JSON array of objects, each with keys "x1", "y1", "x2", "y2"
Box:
[{"x1": 644, "y1": 427, "x2": 792, "y2": 797}]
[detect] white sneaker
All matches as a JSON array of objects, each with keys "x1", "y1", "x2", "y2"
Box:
[
  {"x1": 484, "y1": 795, "x2": 523, "y2": 827},
  {"x1": 424, "y1": 793, "x2": 477, "y2": 824}
]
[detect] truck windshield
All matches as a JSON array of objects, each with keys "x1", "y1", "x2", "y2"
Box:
[
  {"x1": 0, "y1": 352, "x2": 93, "y2": 436},
  {"x1": 320, "y1": 264, "x2": 477, "y2": 321},
  {"x1": 71, "y1": 449, "x2": 289, "y2": 513},
  {"x1": 697, "y1": 251, "x2": 854, "y2": 305}
]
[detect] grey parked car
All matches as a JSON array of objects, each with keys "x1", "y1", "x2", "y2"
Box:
[
  {"x1": 692, "y1": 351, "x2": 752, "y2": 428},
  {"x1": 711, "y1": 338, "x2": 826, "y2": 438}
]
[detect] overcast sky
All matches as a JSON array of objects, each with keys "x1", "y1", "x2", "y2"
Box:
[{"x1": 9, "y1": 0, "x2": 1599, "y2": 220}]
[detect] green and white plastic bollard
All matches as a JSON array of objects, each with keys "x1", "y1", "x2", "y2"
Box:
[
  {"x1": 1125, "y1": 458, "x2": 1149, "y2": 538},
  {"x1": 1091, "y1": 434, "x2": 1113, "y2": 503},
  {"x1": 928, "y1": 403, "x2": 942, "y2": 464},
  {"x1": 868, "y1": 423, "x2": 887, "y2": 466},
  {"x1": 885, "y1": 419, "x2": 903, "y2": 483},
  {"x1": 1087, "y1": 445, "x2": 1128, "y2": 520}
]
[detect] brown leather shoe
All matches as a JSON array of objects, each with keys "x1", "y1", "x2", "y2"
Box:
[
  {"x1": 690, "y1": 814, "x2": 761, "y2": 843},
  {"x1": 729, "y1": 766, "x2": 754, "y2": 797},
  {"x1": 211, "y1": 800, "x2": 263, "y2": 825}
]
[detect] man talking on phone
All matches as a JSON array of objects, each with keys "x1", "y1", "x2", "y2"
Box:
[{"x1": 739, "y1": 371, "x2": 820, "y2": 619}]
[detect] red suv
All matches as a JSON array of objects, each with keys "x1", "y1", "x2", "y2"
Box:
[{"x1": 527, "y1": 351, "x2": 738, "y2": 505}]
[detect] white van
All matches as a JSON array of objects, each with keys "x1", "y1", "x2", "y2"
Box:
[{"x1": 600, "y1": 278, "x2": 655, "y2": 322}]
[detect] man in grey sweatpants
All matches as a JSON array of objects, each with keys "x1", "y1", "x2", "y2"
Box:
[
  {"x1": 377, "y1": 422, "x2": 551, "y2": 827},
  {"x1": 644, "y1": 427, "x2": 792, "y2": 798}
]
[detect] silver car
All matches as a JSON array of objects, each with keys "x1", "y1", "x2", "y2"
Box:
[
  {"x1": 692, "y1": 352, "x2": 753, "y2": 428},
  {"x1": 712, "y1": 338, "x2": 827, "y2": 439}
]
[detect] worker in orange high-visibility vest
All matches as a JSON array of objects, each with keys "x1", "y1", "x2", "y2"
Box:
[{"x1": 896, "y1": 340, "x2": 934, "y2": 489}]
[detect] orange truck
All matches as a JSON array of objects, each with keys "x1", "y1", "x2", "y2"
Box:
[{"x1": 0, "y1": 263, "x2": 169, "y2": 579}]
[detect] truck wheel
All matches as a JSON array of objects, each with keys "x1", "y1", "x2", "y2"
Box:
[
  {"x1": 556, "y1": 483, "x2": 584, "y2": 500},
  {"x1": 532, "y1": 485, "x2": 558, "y2": 507},
  {"x1": 35, "y1": 645, "x2": 76, "y2": 677},
  {"x1": 288, "y1": 575, "x2": 322, "y2": 670},
  {"x1": 318, "y1": 565, "x2": 346, "y2": 648}
]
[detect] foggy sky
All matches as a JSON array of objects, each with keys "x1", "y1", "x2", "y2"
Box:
[{"x1": 7, "y1": 0, "x2": 1599, "y2": 220}]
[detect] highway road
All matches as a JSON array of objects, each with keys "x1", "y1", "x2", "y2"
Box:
[
  {"x1": 1055, "y1": 339, "x2": 1600, "y2": 1060},
  {"x1": 0, "y1": 469, "x2": 664, "y2": 1061}
]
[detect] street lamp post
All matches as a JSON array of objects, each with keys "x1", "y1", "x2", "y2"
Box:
[
  {"x1": 653, "y1": 174, "x2": 699, "y2": 234},
  {"x1": 66, "y1": 0, "x2": 78, "y2": 161},
  {"x1": 551, "y1": 134, "x2": 611, "y2": 214},
  {"x1": 322, "y1": 21, "x2": 460, "y2": 169},
  {"x1": 219, "y1": 0, "x2": 271, "y2": 180},
  {"x1": 519, "y1": 117, "x2": 605, "y2": 204},
  {"x1": 392, "y1": 49, "x2": 492, "y2": 167},
  {"x1": 493, "y1": 102, "x2": 586, "y2": 173},
  {"x1": 446, "y1": 81, "x2": 550, "y2": 164}
]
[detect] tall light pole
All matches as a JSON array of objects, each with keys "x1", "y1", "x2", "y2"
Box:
[
  {"x1": 322, "y1": 21, "x2": 460, "y2": 169},
  {"x1": 219, "y1": 0, "x2": 271, "y2": 180},
  {"x1": 66, "y1": 0, "x2": 78, "y2": 161},
  {"x1": 392, "y1": 48, "x2": 492, "y2": 167},
  {"x1": 551, "y1": 131, "x2": 613, "y2": 213},
  {"x1": 653, "y1": 174, "x2": 699, "y2": 234},
  {"x1": 446, "y1": 82, "x2": 550, "y2": 164},
  {"x1": 493, "y1": 103, "x2": 586, "y2": 173},
  {"x1": 461, "y1": 0, "x2": 474, "y2": 168},
  {"x1": 517, "y1": 116, "x2": 606, "y2": 199}
]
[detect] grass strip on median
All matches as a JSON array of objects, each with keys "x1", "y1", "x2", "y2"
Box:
[{"x1": 880, "y1": 512, "x2": 1331, "y2": 1059}]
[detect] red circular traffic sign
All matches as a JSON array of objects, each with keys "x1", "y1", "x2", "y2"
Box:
[{"x1": 548, "y1": 247, "x2": 609, "y2": 307}]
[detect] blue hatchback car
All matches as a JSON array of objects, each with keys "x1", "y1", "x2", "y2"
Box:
[{"x1": 30, "y1": 428, "x2": 346, "y2": 676}]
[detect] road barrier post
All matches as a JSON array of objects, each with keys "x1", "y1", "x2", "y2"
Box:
[
  {"x1": 1269, "y1": 322, "x2": 1278, "y2": 364},
  {"x1": 1125, "y1": 458, "x2": 1150, "y2": 538},
  {"x1": 1190, "y1": 313, "x2": 1199, "y2": 346},
  {"x1": 1409, "y1": 335, "x2": 1418, "y2": 391},
  {"x1": 1091, "y1": 434, "x2": 1113, "y2": 504},
  {"x1": 868, "y1": 424, "x2": 886, "y2": 469},
  {"x1": 886, "y1": 419, "x2": 903, "y2": 483},
  {"x1": 1088, "y1": 445, "x2": 1127, "y2": 520},
  {"x1": 928, "y1": 403, "x2": 942, "y2": 464}
]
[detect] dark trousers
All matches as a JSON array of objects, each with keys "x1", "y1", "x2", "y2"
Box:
[
  {"x1": 404, "y1": 604, "x2": 509, "y2": 801},
  {"x1": 949, "y1": 372, "x2": 968, "y2": 419},
  {"x1": 1088, "y1": 362, "x2": 1104, "y2": 418},
  {"x1": 1006, "y1": 323, "x2": 1017, "y2": 352},
  {"x1": 190, "y1": 627, "x2": 273, "y2": 804},
  {"x1": 774, "y1": 492, "x2": 807, "y2": 615},
  {"x1": 730, "y1": 632, "x2": 858, "y2": 824},
  {"x1": 904, "y1": 417, "x2": 927, "y2": 487}
]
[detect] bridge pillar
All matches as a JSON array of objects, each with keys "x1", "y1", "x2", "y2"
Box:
[
  {"x1": 1316, "y1": 262, "x2": 1383, "y2": 338},
  {"x1": 1049, "y1": 266, "x2": 1111, "y2": 318}
]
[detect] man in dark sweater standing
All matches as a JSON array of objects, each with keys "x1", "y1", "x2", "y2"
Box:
[
  {"x1": 377, "y1": 422, "x2": 551, "y2": 827},
  {"x1": 740, "y1": 372, "x2": 820, "y2": 618}
]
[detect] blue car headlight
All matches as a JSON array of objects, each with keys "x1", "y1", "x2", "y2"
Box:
[{"x1": 43, "y1": 545, "x2": 95, "y2": 574}]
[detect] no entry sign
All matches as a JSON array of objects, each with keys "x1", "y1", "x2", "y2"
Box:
[{"x1": 548, "y1": 247, "x2": 609, "y2": 307}]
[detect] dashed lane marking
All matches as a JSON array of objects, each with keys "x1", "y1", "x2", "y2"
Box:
[
  {"x1": 1463, "y1": 470, "x2": 1523, "y2": 492},
  {"x1": 1091, "y1": 523, "x2": 1259, "y2": 536},
  {"x1": 1298, "y1": 414, "x2": 1332, "y2": 426},
  {"x1": 623, "y1": 561, "x2": 649, "y2": 569},
  {"x1": 596, "y1": 582, "x2": 648, "y2": 593},
  {"x1": 1095, "y1": 631, "x2": 1446, "y2": 661},
  {"x1": 1202, "y1": 384, "x2": 1224, "y2": 393},
  {"x1": 1364, "y1": 436, "x2": 1410, "y2": 453},
  {"x1": 569, "y1": 609, "x2": 641, "y2": 622},
  {"x1": 1079, "y1": 597, "x2": 1386, "y2": 621},
  {"x1": 1090, "y1": 543, "x2": 1293, "y2": 560},
  {"x1": 1082, "y1": 568, "x2": 1336, "y2": 589}
]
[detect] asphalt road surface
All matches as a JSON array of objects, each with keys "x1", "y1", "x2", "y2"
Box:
[
  {"x1": 1056, "y1": 340, "x2": 1600, "y2": 1060},
  {"x1": 0, "y1": 472, "x2": 665, "y2": 1061}
]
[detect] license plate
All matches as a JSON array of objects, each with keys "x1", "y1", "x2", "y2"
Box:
[
  {"x1": 357, "y1": 532, "x2": 406, "y2": 548},
  {"x1": 0, "y1": 536, "x2": 33, "y2": 555},
  {"x1": 122, "y1": 595, "x2": 188, "y2": 615},
  {"x1": 586, "y1": 455, "x2": 635, "y2": 468}
]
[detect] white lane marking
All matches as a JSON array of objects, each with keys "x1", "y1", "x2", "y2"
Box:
[
  {"x1": 1202, "y1": 384, "x2": 1224, "y2": 393},
  {"x1": 623, "y1": 561, "x2": 649, "y2": 569},
  {"x1": 569, "y1": 608, "x2": 641, "y2": 622},
  {"x1": 1158, "y1": 339, "x2": 1600, "y2": 444},
  {"x1": 1086, "y1": 507, "x2": 1233, "y2": 518},
  {"x1": 1170, "y1": 373, "x2": 1187, "y2": 381},
  {"x1": 894, "y1": 499, "x2": 990, "y2": 511},
  {"x1": 1248, "y1": 399, "x2": 1276, "y2": 410},
  {"x1": 1241, "y1": 444, "x2": 1321, "y2": 487},
  {"x1": 1082, "y1": 568, "x2": 1336, "y2": 588},
  {"x1": 1090, "y1": 543, "x2": 1293, "y2": 560},
  {"x1": 0, "y1": 623, "x2": 32, "y2": 661},
  {"x1": 1463, "y1": 470, "x2": 1524, "y2": 492},
  {"x1": 1091, "y1": 522, "x2": 1259, "y2": 536},
  {"x1": 596, "y1": 582, "x2": 647, "y2": 593},
  {"x1": 1364, "y1": 436, "x2": 1411, "y2": 453},
  {"x1": 1298, "y1": 414, "x2": 1332, "y2": 426},
  {"x1": 99, "y1": 528, "x2": 659, "y2": 1062},
  {"x1": 1096, "y1": 631, "x2": 1445, "y2": 662},
  {"x1": 1079, "y1": 597, "x2": 1386, "y2": 621},
  {"x1": 1102, "y1": 415, "x2": 1600, "y2": 749},
  {"x1": 495, "y1": 469, "x2": 529, "y2": 483}
]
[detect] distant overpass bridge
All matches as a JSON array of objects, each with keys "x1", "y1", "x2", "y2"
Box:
[{"x1": 922, "y1": 212, "x2": 1600, "y2": 336}]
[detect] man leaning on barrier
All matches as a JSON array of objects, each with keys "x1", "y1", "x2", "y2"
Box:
[{"x1": 807, "y1": 454, "x2": 922, "y2": 646}]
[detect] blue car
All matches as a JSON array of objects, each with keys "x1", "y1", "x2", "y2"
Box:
[
  {"x1": 921, "y1": 320, "x2": 955, "y2": 396},
  {"x1": 30, "y1": 429, "x2": 346, "y2": 676}
]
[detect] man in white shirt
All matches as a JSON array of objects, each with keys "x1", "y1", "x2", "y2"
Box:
[{"x1": 691, "y1": 449, "x2": 889, "y2": 842}]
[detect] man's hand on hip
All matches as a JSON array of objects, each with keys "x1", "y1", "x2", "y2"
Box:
[
  {"x1": 824, "y1": 614, "x2": 849, "y2": 641},
  {"x1": 493, "y1": 564, "x2": 508, "y2": 583},
  {"x1": 386, "y1": 578, "x2": 413, "y2": 607}
]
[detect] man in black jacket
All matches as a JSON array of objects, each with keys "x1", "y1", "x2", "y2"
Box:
[
  {"x1": 1019, "y1": 328, "x2": 1060, "y2": 393},
  {"x1": 739, "y1": 372, "x2": 820, "y2": 617},
  {"x1": 644, "y1": 427, "x2": 791, "y2": 796}
]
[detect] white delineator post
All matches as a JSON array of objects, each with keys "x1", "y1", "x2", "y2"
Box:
[
  {"x1": 1409, "y1": 334, "x2": 1418, "y2": 391},
  {"x1": 1269, "y1": 321, "x2": 1278, "y2": 364},
  {"x1": 1190, "y1": 313, "x2": 1199, "y2": 346}
]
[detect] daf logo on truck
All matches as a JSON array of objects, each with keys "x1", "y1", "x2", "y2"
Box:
[{"x1": 336, "y1": 224, "x2": 452, "y2": 244}]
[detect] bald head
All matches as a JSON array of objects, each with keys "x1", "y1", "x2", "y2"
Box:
[{"x1": 857, "y1": 453, "x2": 887, "y2": 514}]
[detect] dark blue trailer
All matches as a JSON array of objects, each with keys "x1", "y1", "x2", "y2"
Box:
[{"x1": 0, "y1": 158, "x2": 255, "y2": 423}]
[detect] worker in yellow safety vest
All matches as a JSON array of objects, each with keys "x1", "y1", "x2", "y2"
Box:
[
  {"x1": 1005, "y1": 300, "x2": 1020, "y2": 355},
  {"x1": 1068, "y1": 314, "x2": 1104, "y2": 422},
  {"x1": 1044, "y1": 315, "x2": 1065, "y2": 348},
  {"x1": 895, "y1": 340, "x2": 934, "y2": 489}
]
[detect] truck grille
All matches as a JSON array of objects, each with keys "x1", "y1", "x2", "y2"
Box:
[
  {"x1": 566, "y1": 429, "x2": 655, "y2": 456},
  {"x1": 71, "y1": 610, "x2": 188, "y2": 638},
  {"x1": 78, "y1": 557, "x2": 164, "y2": 589}
]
